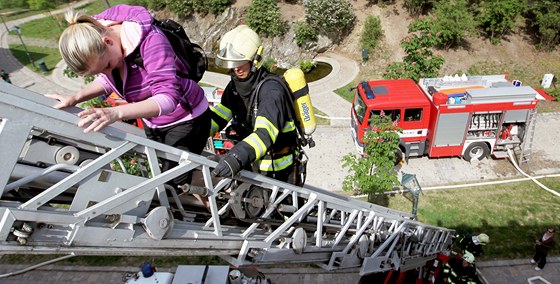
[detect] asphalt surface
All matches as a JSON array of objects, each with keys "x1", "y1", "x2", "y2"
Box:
[{"x1": 1, "y1": 3, "x2": 560, "y2": 283}]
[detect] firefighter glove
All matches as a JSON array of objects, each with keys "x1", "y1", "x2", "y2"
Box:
[{"x1": 213, "y1": 153, "x2": 242, "y2": 178}]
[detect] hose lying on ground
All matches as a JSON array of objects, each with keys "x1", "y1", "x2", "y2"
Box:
[
  {"x1": 507, "y1": 148, "x2": 560, "y2": 197},
  {"x1": 0, "y1": 253, "x2": 76, "y2": 279}
]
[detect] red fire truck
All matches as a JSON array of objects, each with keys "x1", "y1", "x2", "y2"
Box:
[{"x1": 351, "y1": 74, "x2": 552, "y2": 162}]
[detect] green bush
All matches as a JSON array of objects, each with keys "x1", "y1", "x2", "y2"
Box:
[
  {"x1": 525, "y1": 1, "x2": 560, "y2": 51},
  {"x1": 406, "y1": 0, "x2": 474, "y2": 50},
  {"x1": 129, "y1": 0, "x2": 166, "y2": 11},
  {"x1": 0, "y1": 0, "x2": 30, "y2": 9},
  {"x1": 476, "y1": 0, "x2": 525, "y2": 44},
  {"x1": 360, "y1": 15, "x2": 384, "y2": 51},
  {"x1": 111, "y1": 154, "x2": 150, "y2": 177},
  {"x1": 63, "y1": 67, "x2": 94, "y2": 84},
  {"x1": 304, "y1": 0, "x2": 355, "y2": 41},
  {"x1": 546, "y1": 88, "x2": 560, "y2": 100},
  {"x1": 430, "y1": 0, "x2": 475, "y2": 49},
  {"x1": 294, "y1": 21, "x2": 317, "y2": 46},
  {"x1": 246, "y1": 0, "x2": 286, "y2": 37},
  {"x1": 298, "y1": 59, "x2": 316, "y2": 73},
  {"x1": 164, "y1": 0, "x2": 204, "y2": 16},
  {"x1": 26, "y1": 0, "x2": 55, "y2": 10},
  {"x1": 262, "y1": 58, "x2": 278, "y2": 73},
  {"x1": 206, "y1": 0, "x2": 230, "y2": 14},
  {"x1": 151, "y1": 0, "x2": 229, "y2": 16}
]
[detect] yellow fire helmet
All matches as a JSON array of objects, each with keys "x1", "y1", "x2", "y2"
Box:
[
  {"x1": 477, "y1": 233, "x2": 489, "y2": 245},
  {"x1": 216, "y1": 25, "x2": 262, "y2": 69},
  {"x1": 462, "y1": 251, "x2": 475, "y2": 264}
]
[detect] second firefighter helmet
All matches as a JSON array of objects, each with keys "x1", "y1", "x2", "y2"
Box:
[
  {"x1": 477, "y1": 233, "x2": 489, "y2": 245},
  {"x1": 216, "y1": 25, "x2": 262, "y2": 69},
  {"x1": 462, "y1": 251, "x2": 475, "y2": 264}
]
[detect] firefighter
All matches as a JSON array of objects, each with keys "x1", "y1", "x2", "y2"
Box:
[
  {"x1": 210, "y1": 25, "x2": 303, "y2": 185},
  {"x1": 437, "y1": 252, "x2": 481, "y2": 284},
  {"x1": 457, "y1": 233, "x2": 489, "y2": 257}
]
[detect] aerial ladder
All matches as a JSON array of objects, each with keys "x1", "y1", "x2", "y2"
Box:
[{"x1": 0, "y1": 83, "x2": 455, "y2": 279}]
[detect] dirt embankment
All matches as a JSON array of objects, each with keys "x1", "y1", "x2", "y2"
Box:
[{"x1": 246, "y1": 0, "x2": 560, "y2": 92}]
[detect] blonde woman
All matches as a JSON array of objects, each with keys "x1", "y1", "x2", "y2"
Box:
[{"x1": 49, "y1": 4, "x2": 211, "y2": 195}]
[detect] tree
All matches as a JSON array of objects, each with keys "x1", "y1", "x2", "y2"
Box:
[
  {"x1": 383, "y1": 18, "x2": 445, "y2": 81},
  {"x1": 525, "y1": 0, "x2": 560, "y2": 51},
  {"x1": 342, "y1": 113, "x2": 402, "y2": 198},
  {"x1": 476, "y1": 0, "x2": 525, "y2": 44}
]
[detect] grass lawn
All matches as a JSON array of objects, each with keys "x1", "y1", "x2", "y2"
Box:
[
  {"x1": 8, "y1": 44, "x2": 60, "y2": 75},
  {"x1": 314, "y1": 107, "x2": 329, "y2": 125},
  {"x1": 380, "y1": 177, "x2": 560, "y2": 261},
  {"x1": 15, "y1": 0, "x2": 135, "y2": 40},
  {"x1": 335, "y1": 82, "x2": 355, "y2": 103},
  {"x1": 6, "y1": 0, "x2": 136, "y2": 76}
]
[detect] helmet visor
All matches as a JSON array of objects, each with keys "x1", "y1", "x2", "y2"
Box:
[{"x1": 216, "y1": 43, "x2": 250, "y2": 69}]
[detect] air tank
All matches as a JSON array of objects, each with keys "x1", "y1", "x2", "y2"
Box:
[{"x1": 283, "y1": 68, "x2": 317, "y2": 135}]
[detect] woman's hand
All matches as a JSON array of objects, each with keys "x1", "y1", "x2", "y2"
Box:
[
  {"x1": 78, "y1": 107, "x2": 120, "y2": 133},
  {"x1": 45, "y1": 93, "x2": 78, "y2": 109}
]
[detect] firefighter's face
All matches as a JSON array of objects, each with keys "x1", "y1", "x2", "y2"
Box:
[{"x1": 232, "y1": 61, "x2": 251, "y2": 80}]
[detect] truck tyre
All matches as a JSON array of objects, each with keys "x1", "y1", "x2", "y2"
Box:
[{"x1": 463, "y1": 142, "x2": 490, "y2": 161}]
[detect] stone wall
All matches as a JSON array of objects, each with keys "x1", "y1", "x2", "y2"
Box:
[{"x1": 156, "y1": 7, "x2": 331, "y2": 69}]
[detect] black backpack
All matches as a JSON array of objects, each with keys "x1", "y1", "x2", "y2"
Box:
[
  {"x1": 250, "y1": 75, "x2": 315, "y2": 148},
  {"x1": 249, "y1": 74, "x2": 313, "y2": 186},
  {"x1": 132, "y1": 18, "x2": 207, "y2": 83}
]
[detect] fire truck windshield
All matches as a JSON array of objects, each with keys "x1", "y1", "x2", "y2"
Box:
[
  {"x1": 370, "y1": 109, "x2": 400, "y2": 125},
  {"x1": 353, "y1": 94, "x2": 367, "y2": 124}
]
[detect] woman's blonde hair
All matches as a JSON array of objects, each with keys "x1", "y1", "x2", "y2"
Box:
[{"x1": 59, "y1": 10, "x2": 108, "y2": 75}]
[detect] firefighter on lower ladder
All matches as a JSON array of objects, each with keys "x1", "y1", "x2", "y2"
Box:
[
  {"x1": 436, "y1": 252, "x2": 481, "y2": 284},
  {"x1": 457, "y1": 233, "x2": 489, "y2": 257},
  {"x1": 209, "y1": 25, "x2": 305, "y2": 185}
]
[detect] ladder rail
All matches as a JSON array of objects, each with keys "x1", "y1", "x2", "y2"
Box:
[{"x1": 518, "y1": 108, "x2": 537, "y2": 165}]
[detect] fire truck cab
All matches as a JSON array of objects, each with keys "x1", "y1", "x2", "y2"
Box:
[{"x1": 351, "y1": 74, "x2": 543, "y2": 161}]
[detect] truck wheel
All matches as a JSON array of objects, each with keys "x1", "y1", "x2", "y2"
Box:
[{"x1": 463, "y1": 142, "x2": 490, "y2": 161}]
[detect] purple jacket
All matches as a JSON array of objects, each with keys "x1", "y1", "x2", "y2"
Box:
[{"x1": 94, "y1": 4, "x2": 207, "y2": 128}]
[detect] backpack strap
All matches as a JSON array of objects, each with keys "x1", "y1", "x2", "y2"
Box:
[
  {"x1": 249, "y1": 75, "x2": 307, "y2": 147},
  {"x1": 130, "y1": 45, "x2": 190, "y2": 79},
  {"x1": 129, "y1": 28, "x2": 192, "y2": 113}
]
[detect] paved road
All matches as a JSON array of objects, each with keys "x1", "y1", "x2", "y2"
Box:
[{"x1": 1, "y1": 4, "x2": 560, "y2": 284}]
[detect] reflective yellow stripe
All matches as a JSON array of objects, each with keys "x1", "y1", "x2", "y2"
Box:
[
  {"x1": 244, "y1": 133, "x2": 266, "y2": 159},
  {"x1": 211, "y1": 104, "x2": 232, "y2": 121},
  {"x1": 283, "y1": 120, "x2": 296, "y2": 132},
  {"x1": 210, "y1": 120, "x2": 220, "y2": 136},
  {"x1": 254, "y1": 116, "x2": 279, "y2": 143},
  {"x1": 258, "y1": 154, "x2": 293, "y2": 171}
]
